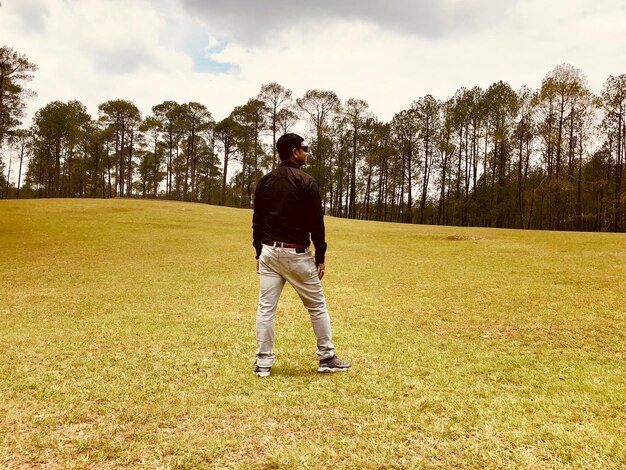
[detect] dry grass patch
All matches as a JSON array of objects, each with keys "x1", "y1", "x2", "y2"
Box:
[{"x1": 444, "y1": 235, "x2": 484, "y2": 241}]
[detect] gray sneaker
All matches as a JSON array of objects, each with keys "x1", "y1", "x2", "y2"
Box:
[
  {"x1": 254, "y1": 365, "x2": 271, "y2": 377},
  {"x1": 317, "y1": 355, "x2": 351, "y2": 373}
]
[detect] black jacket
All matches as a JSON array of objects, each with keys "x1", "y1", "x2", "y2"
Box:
[{"x1": 252, "y1": 161, "x2": 327, "y2": 264}]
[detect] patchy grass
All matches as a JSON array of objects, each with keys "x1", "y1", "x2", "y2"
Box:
[{"x1": 1, "y1": 198, "x2": 625, "y2": 469}]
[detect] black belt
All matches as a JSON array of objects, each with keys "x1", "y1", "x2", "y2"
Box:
[{"x1": 263, "y1": 241, "x2": 307, "y2": 251}]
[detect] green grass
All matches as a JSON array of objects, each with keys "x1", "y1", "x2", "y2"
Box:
[{"x1": 1, "y1": 198, "x2": 625, "y2": 469}]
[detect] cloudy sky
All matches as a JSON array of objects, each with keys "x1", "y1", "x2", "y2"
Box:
[{"x1": 2, "y1": 0, "x2": 626, "y2": 127}]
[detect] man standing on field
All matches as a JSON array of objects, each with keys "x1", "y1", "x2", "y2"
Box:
[{"x1": 252, "y1": 133, "x2": 351, "y2": 377}]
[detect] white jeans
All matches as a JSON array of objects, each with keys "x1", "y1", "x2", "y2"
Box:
[{"x1": 256, "y1": 244, "x2": 335, "y2": 367}]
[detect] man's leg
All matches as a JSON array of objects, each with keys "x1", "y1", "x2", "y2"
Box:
[
  {"x1": 256, "y1": 249, "x2": 285, "y2": 368},
  {"x1": 281, "y1": 252, "x2": 335, "y2": 360}
]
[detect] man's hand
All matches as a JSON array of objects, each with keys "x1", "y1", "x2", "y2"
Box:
[
  {"x1": 317, "y1": 262, "x2": 325, "y2": 280},
  {"x1": 256, "y1": 259, "x2": 260, "y2": 274}
]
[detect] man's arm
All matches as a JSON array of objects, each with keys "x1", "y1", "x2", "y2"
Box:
[
  {"x1": 308, "y1": 180, "x2": 327, "y2": 266},
  {"x1": 252, "y1": 178, "x2": 266, "y2": 260},
  {"x1": 316, "y1": 262, "x2": 325, "y2": 280}
]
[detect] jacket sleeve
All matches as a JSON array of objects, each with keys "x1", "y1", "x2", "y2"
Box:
[
  {"x1": 252, "y1": 178, "x2": 266, "y2": 259},
  {"x1": 308, "y1": 179, "x2": 327, "y2": 264}
]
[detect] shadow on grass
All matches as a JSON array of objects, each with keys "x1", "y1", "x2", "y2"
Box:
[
  {"x1": 269, "y1": 365, "x2": 354, "y2": 379},
  {"x1": 271, "y1": 365, "x2": 316, "y2": 377}
]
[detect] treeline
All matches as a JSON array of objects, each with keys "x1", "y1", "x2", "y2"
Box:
[{"x1": 1, "y1": 45, "x2": 625, "y2": 231}]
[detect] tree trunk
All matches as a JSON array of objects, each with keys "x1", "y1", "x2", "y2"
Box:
[
  {"x1": 420, "y1": 119, "x2": 430, "y2": 224},
  {"x1": 127, "y1": 128, "x2": 134, "y2": 197},
  {"x1": 16, "y1": 141, "x2": 25, "y2": 199},
  {"x1": 221, "y1": 143, "x2": 229, "y2": 206},
  {"x1": 517, "y1": 133, "x2": 524, "y2": 229},
  {"x1": 407, "y1": 143, "x2": 413, "y2": 223},
  {"x1": 614, "y1": 106, "x2": 623, "y2": 230},
  {"x1": 349, "y1": 123, "x2": 358, "y2": 218},
  {"x1": 153, "y1": 131, "x2": 159, "y2": 198},
  {"x1": 438, "y1": 141, "x2": 449, "y2": 225}
]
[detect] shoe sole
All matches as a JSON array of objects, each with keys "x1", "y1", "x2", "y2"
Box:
[
  {"x1": 317, "y1": 366, "x2": 351, "y2": 373},
  {"x1": 254, "y1": 371, "x2": 271, "y2": 377}
]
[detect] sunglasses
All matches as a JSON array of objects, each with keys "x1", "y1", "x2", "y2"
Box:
[{"x1": 298, "y1": 145, "x2": 309, "y2": 152}]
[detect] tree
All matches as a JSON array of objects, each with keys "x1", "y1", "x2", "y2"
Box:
[
  {"x1": 437, "y1": 99, "x2": 455, "y2": 225},
  {"x1": 2, "y1": 140, "x2": 12, "y2": 198},
  {"x1": 446, "y1": 87, "x2": 482, "y2": 225},
  {"x1": 215, "y1": 116, "x2": 236, "y2": 206},
  {"x1": 343, "y1": 98, "x2": 370, "y2": 218},
  {"x1": 276, "y1": 107, "x2": 298, "y2": 136},
  {"x1": 512, "y1": 86, "x2": 536, "y2": 229},
  {"x1": 601, "y1": 74, "x2": 626, "y2": 230},
  {"x1": 537, "y1": 64, "x2": 589, "y2": 229},
  {"x1": 0, "y1": 145, "x2": 7, "y2": 195},
  {"x1": 482, "y1": 81, "x2": 520, "y2": 227},
  {"x1": 359, "y1": 119, "x2": 390, "y2": 220},
  {"x1": 0, "y1": 46, "x2": 37, "y2": 146},
  {"x1": 152, "y1": 101, "x2": 186, "y2": 199},
  {"x1": 391, "y1": 108, "x2": 420, "y2": 222},
  {"x1": 81, "y1": 120, "x2": 109, "y2": 198},
  {"x1": 194, "y1": 135, "x2": 220, "y2": 204},
  {"x1": 412, "y1": 95, "x2": 441, "y2": 224},
  {"x1": 329, "y1": 116, "x2": 350, "y2": 217},
  {"x1": 179, "y1": 102, "x2": 214, "y2": 201},
  {"x1": 98, "y1": 100, "x2": 142, "y2": 197},
  {"x1": 258, "y1": 83, "x2": 292, "y2": 169},
  {"x1": 297, "y1": 90, "x2": 341, "y2": 204},
  {"x1": 139, "y1": 116, "x2": 164, "y2": 198},
  {"x1": 29, "y1": 100, "x2": 91, "y2": 197},
  {"x1": 11, "y1": 129, "x2": 32, "y2": 199},
  {"x1": 134, "y1": 148, "x2": 154, "y2": 198},
  {"x1": 232, "y1": 98, "x2": 267, "y2": 208}
]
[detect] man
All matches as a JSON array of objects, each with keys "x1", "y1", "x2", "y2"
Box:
[{"x1": 252, "y1": 133, "x2": 351, "y2": 377}]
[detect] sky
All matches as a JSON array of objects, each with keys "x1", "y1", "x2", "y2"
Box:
[{"x1": 1, "y1": 0, "x2": 626, "y2": 138}]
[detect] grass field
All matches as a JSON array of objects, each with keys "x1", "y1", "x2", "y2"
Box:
[{"x1": 1, "y1": 198, "x2": 625, "y2": 469}]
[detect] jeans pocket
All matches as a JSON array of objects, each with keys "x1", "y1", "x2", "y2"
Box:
[
  {"x1": 285, "y1": 256, "x2": 312, "y2": 281},
  {"x1": 259, "y1": 248, "x2": 271, "y2": 274}
]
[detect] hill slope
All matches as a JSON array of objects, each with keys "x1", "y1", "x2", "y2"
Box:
[{"x1": 1, "y1": 199, "x2": 625, "y2": 468}]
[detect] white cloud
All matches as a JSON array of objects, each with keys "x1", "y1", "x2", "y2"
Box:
[
  {"x1": 0, "y1": 0, "x2": 624, "y2": 129},
  {"x1": 178, "y1": 0, "x2": 517, "y2": 43},
  {"x1": 5, "y1": 0, "x2": 50, "y2": 33}
]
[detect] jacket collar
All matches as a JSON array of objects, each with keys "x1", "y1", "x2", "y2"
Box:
[{"x1": 280, "y1": 161, "x2": 302, "y2": 169}]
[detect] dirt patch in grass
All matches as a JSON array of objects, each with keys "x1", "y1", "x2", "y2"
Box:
[{"x1": 445, "y1": 235, "x2": 483, "y2": 241}]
